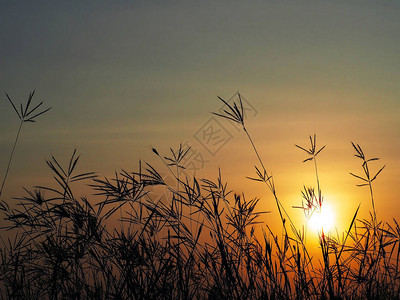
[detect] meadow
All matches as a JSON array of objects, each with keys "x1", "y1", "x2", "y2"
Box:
[{"x1": 0, "y1": 92, "x2": 399, "y2": 299}]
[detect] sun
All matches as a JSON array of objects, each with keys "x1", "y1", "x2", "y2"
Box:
[{"x1": 308, "y1": 203, "x2": 335, "y2": 233}]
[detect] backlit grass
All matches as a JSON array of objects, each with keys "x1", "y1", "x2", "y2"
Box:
[{"x1": 0, "y1": 94, "x2": 398, "y2": 299}]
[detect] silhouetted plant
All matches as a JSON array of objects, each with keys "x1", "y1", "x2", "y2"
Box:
[
  {"x1": 0, "y1": 95, "x2": 399, "y2": 299},
  {"x1": 350, "y1": 142, "x2": 385, "y2": 226},
  {"x1": 0, "y1": 91, "x2": 51, "y2": 199}
]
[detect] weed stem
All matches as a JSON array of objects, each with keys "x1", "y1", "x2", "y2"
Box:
[{"x1": 0, "y1": 121, "x2": 23, "y2": 199}]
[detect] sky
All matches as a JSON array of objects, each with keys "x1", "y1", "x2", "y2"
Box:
[{"x1": 1, "y1": 1, "x2": 399, "y2": 236}]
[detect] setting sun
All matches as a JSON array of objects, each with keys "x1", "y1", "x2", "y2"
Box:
[{"x1": 308, "y1": 203, "x2": 335, "y2": 233}]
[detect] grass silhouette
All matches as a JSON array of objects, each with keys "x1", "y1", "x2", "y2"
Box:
[
  {"x1": 0, "y1": 94, "x2": 399, "y2": 299},
  {"x1": 0, "y1": 91, "x2": 51, "y2": 199}
]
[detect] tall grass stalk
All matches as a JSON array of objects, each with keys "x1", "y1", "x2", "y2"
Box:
[
  {"x1": 213, "y1": 95, "x2": 322, "y2": 296},
  {"x1": 0, "y1": 121, "x2": 22, "y2": 199},
  {"x1": 350, "y1": 142, "x2": 384, "y2": 228},
  {"x1": 0, "y1": 91, "x2": 51, "y2": 199}
]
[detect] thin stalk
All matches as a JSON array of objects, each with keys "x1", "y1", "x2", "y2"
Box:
[
  {"x1": 363, "y1": 160, "x2": 377, "y2": 228},
  {"x1": 175, "y1": 164, "x2": 184, "y2": 299},
  {"x1": 243, "y1": 125, "x2": 310, "y2": 295},
  {"x1": 0, "y1": 121, "x2": 23, "y2": 199},
  {"x1": 243, "y1": 126, "x2": 294, "y2": 233},
  {"x1": 243, "y1": 127, "x2": 266, "y2": 173},
  {"x1": 244, "y1": 126, "x2": 319, "y2": 295},
  {"x1": 313, "y1": 155, "x2": 335, "y2": 297},
  {"x1": 313, "y1": 156, "x2": 321, "y2": 200},
  {"x1": 368, "y1": 179, "x2": 377, "y2": 229}
]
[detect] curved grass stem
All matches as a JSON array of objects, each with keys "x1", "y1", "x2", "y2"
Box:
[{"x1": 0, "y1": 121, "x2": 23, "y2": 199}]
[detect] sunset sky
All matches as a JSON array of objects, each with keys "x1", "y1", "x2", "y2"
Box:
[{"x1": 1, "y1": 1, "x2": 399, "y2": 236}]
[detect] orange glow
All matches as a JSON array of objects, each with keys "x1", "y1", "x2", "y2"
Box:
[{"x1": 308, "y1": 203, "x2": 335, "y2": 234}]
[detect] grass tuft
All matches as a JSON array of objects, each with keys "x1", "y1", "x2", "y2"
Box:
[{"x1": 0, "y1": 95, "x2": 398, "y2": 299}]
